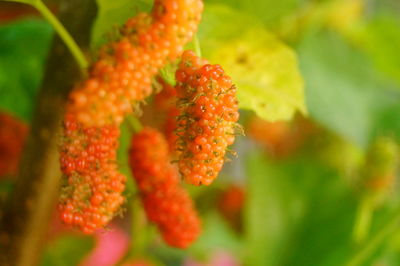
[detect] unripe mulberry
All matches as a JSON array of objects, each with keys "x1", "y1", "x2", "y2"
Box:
[
  {"x1": 68, "y1": 0, "x2": 203, "y2": 127},
  {"x1": 0, "y1": 112, "x2": 28, "y2": 177},
  {"x1": 175, "y1": 50, "x2": 240, "y2": 186},
  {"x1": 129, "y1": 127, "x2": 201, "y2": 248},
  {"x1": 59, "y1": 115, "x2": 126, "y2": 234},
  {"x1": 59, "y1": 0, "x2": 203, "y2": 233}
]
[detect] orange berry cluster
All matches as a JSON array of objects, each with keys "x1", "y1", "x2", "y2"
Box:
[
  {"x1": 154, "y1": 78, "x2": 179, "y2": 152},
  {"x1": 129, "y1": 127, "x2": 201, "y2": 248},
  {"x1": 0, "y1": 112, "x2": 28, "y2": 177},
  {"x1": 59, "y1": 114, "x2": 125, "y2": 234},
  {"x1": 67, "y1": 0, "x2": 203, "y2": 127},
  {"x1": 59, "y1": 0, "x2": 203, "y2": 233},
  {"x1": 175, "y1": 51, "x2": 240, "y2": 186}
]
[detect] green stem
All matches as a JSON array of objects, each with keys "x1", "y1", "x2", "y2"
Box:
[
  {"x1": 0, "y1": 0, "x2": 33, "y2": 4},
  {"x1": 352, "y1": 195, "x2": 374, "y2": 244},
  {"x1": 130, "y1": 198, "x2": 149, "y2": 256},
  {"x1": 127, "y1": 115, "x2": 143, "y2": 133},
  {"x1": 1, "y1": 0, "x2": 88, "y2": 69},
  {"x1": 346, "y1": 210, "x2": 400, "y2": 266},
  {"x1": 194, "y1": 34, "x2": 202, "y2": 58},
  {"x1": 33, "y1": 0, "x2": 88, "y2": 69}
]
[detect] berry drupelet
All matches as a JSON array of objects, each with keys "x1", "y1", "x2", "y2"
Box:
[
  {"x1": 59, "y1": 0, "x2": 203, "y2": 233},
  {"x1": 129, "y1": 127, "x2": 201, "y2": 248},
  {"x1": 59, "y1": 115, "x2": 125, "y2": 234},
  {"x1": 67, "y1": 0, "x2": 204, "y2": 127},
  {"x1": 175, "y1": 50, "x2": 240, "y2": 186}
]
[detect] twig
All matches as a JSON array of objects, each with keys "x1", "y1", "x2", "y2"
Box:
[{"x1": 0, "y1": 1, "x2": 96, "y2": 265}]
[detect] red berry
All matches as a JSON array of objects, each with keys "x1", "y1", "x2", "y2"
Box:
[
  {"x1": 129, "y1": 127, "x2": 201, "y2": 248},
  {"x1": 67, "y1": 0, "x2": 204, "y2": 127},
  {"x1": 60, "y1": 0, "x2": 203, "y2": 233},
  {"x1": 175, "y1": 51, "x2": 240, "y2": 186},
  {"x1": 217, "y1": 185, "x2": 245, "y2": 232},
  {"x1": 59, "y1": 0, "x2": 204, "y2": 233},
  {"x1": 58, "y1": 114, "x2": 125, "y2": 233}
]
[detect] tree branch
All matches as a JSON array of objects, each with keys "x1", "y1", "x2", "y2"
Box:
[{"x1": 0, "y1": 0, "x2": 96, "y2": 265}]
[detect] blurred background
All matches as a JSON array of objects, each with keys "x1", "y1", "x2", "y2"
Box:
[{"x1": 1, "y1": 0, "x2": 400, "y2": 265}]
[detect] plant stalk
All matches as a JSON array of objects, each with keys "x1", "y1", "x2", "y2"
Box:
[{"x1": 0, "y1": 0, "x2": 96, "y2": 265}]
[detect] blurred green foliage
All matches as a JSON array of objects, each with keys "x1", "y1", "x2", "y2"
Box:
[
  {"x1": 1, "y1": 0, "x2": 400, "y2": 265},
  {"x1": 298, "y1": 30, "x2": 400, "y2": 147},
  {"x1": 244, "y1": 150, "x2": 356, "y2": 266},
  {"x1": 0, "y1": 19, "x2": 52, "y2": 122},
  {"x1": 354, "y1": 14, "x2": 400, "y2": 87},
  {"x1": 41, "y1": 235, "x2": 94, "y2": 266}
]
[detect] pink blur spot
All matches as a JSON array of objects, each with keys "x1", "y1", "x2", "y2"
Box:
[{"x1": 80, "y1": 226, "x2": 130, "y2": 266}]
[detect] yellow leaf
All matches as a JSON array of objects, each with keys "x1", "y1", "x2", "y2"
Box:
[
  {"x1": 199, "y1": 5, "x2": 306, "y2": 122},
  {"x1": 209, "y1": 28, "x2": 306, "y2": 122}
]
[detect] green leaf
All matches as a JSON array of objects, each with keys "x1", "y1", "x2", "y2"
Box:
[
  {"x1": 354, "y1": 14, "x2": 400, "y2": 87},
  {"x1": 91, "y1": 0, "x2": 151, "y2": 48},
  {"x1": 0, "y1": 19, "x2": 53, "y2": 122},
  {"x1": 41, "y1": 235, "x2": 94, "y2": 266},
  {"x1": 199, "y1": 5, "x2": 306, "y2": 122},
  {"x1": 298, "y1": 31, "x2": 400, "y2": 147}
]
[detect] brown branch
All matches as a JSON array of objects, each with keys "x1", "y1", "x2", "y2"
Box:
[{"x1": 0, "y1": 0, "x2": 96, "y2": 265}]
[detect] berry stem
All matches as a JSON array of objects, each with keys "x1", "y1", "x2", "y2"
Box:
[
  {"x1": 352, "y1": 195, "x2": 374, "y2": 244},
  {"x1": 0, "y1": 0, "x2": 95, "y2": 263},
  {"x1": 34, "y1": 0, "x2": 88, "y2": 70},
  {"x1": 127, "y1": 115, "x2": 143, "y2": 133},
  {"x1": 130, "y1": 198, "x2": 151, "y2": 256},
  {"x1": 194, "y1": 34, "x2": 202, "y2": 58},
  {"x1": 346, "y1": 209, "x2": 400, "y2": 266},
  {"x1": 1, "y1": 0, "x2": 88, "y2": 70},
  {"x1": 0, "y1": 0, "x2": 33, "y2": 4}
]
